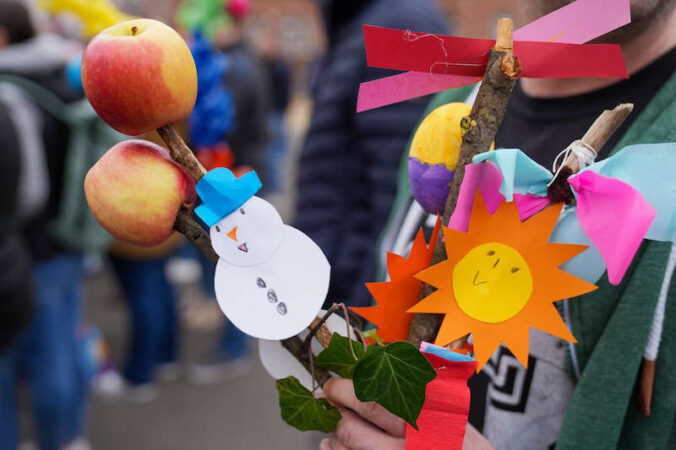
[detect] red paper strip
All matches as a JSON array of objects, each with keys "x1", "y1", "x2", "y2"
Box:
[
  {"x1": 357, "y1": 0, "x2": 632, "y2": 111},
  {"x1": 405, "y1": 354, "x2": 476, "y2": 450},
  {"x1": 364, "y1": 25, "x2": 627, "y2": 79}
]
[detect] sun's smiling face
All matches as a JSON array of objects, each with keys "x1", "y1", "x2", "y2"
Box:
[
  {"x1": 409, "y1": 192, "x2": 598, "y2": 370},
  {"x1": 453, "y1": 242, "x2": 533, "y2": 323}
]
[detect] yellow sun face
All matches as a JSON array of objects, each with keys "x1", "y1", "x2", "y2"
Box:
[
  {"x1": 408, "y1": 192, "x2": 598, "y2": 370},
  {"x1": 453, "y1": 242, "x2": 533, "y2": 323}
]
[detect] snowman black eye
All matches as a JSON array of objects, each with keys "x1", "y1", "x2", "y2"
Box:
[
  {"x1": 215, "y1": 226, "x2": 221, "y2": 232},
  {"x1": 240, "y1": 208, "x2": 245, "y2": 215},
  {"x1": 511, "y1": 267, "x2": 520, "y2": 273},
  {"x1": 487, "y1": 250, "x2": 495, "y2": 256}
]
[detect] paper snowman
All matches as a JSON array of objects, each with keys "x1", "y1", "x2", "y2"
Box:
[{"x1": 195, "y1": 168, "x2": 330, "y2": 340}]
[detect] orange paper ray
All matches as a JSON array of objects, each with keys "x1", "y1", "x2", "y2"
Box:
[
  {"x1": 351, "y1": 217, "x2": 441, "y2": 343},
  {"x1": 413, "y1": 192, "x2": 597, "y2": 370}
]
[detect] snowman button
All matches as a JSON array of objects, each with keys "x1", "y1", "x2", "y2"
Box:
[
  {"x1": 256, "y1": 278, "x2": 266, "y2": 288},
  {"x1": 277, "y1": 302, "x2": 287, "y2": 315},
  {"x1": 267, "y1": 289, "x2": 278, "y2": 303}
]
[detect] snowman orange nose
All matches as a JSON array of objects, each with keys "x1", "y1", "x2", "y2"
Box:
[{"x1": 226, "y1": 226, "x2": 238, "y2": 241}]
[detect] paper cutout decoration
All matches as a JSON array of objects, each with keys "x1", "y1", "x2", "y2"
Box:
[
  {"x1": 405, "y1": 353, "x2": 476, "y2": 450},
  {"x1": 196, "y1": 168, "x2": 330, "y2": 340},
  {"x1": 351, "y1": 217, "x2": 441, "y2": 343},
  {"x1": 408, "y1": 103, "x2": 472, "y2": 214},
  {"x1": 474, "y1": 144, "x2": 676, "y2": 284},
  {"x1": 409, "y1": 193, "x2": 597, "y2": 370},
  {"x1": 258, "y1": 309, "x2": 352, "y2": 392},
  {"x1": 357, "y1": 0, "x2": 631, "y2": 111},
  {"x1": 420, "y1": 341, "x2": 474, "y2": 363}
]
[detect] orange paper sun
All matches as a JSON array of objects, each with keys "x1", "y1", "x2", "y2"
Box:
[
  {"x1": 409, "y1": 193, "x2": 597, "y2": 370},
  {"x1": 351, "y1": 217, "x2": 441, "y2": 343}
]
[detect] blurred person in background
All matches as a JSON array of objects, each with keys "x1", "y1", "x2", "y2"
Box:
[
  {"x1": 294, "y1": 0, "x2": 450, "y2": 308},
  {"x1": 257, "y1": 28, "x2": 291, "y2": 194},
  {"x1": 0, "y1": 0, "x2": 37, "y2": 388},
  {"x1": 0, "y1": 1, "x2": 90, "y2": 449},
  {"x1": 213, "y1": 0, "x2": 270, "y2": 183},
  {"x1": 186, "y1": 0, "x2": 272, "y2": 385},
  {"x1": 98, "y1": 204, "x2": 184, "y2": 403}
]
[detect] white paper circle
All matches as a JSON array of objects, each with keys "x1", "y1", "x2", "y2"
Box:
[
  {"x1": 215, "y1": 225, "x2": 330, "y2": 340},
  {"x1": 210, "y1": 196, "x2": 284, "y2": 267}
]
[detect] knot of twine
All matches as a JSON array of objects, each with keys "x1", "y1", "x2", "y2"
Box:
[
  {"x1": 546, "y1": 140, "x2": 597, "y2": 205},
  {"x1": 547, "y1": 140, "x2": 598, "y2": 187}
]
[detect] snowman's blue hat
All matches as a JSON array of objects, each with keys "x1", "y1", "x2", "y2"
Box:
[{"x1": 195, "y1": 168, "x2": 262, "y2": 226}]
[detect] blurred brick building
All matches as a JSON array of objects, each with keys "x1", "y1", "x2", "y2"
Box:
[{"x1": 246, "y1": 0, "x2": 520, "y2": 61}]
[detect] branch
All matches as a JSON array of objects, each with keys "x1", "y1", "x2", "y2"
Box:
[
  {"x1": 281, "y1": 336, "x2": 332, "y2": 387},
  {"x1": 561, "y1": 103, "x2": 634, "y2": 172},
  {"x1": 408, "y1": 18, "x2": 521, "y2": 347},
  {"x1": 303, "y1": 304, "x2": 341, "y2": 349},
  {"x1": 157, "y1": 125, "x2": 207, "y2": 181},
  {"x1": 173, "y1": 207, "x2": 219, "y2": 265}
]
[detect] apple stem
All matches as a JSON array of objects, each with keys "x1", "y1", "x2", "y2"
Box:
[{"x1": 131, "y1": 26, "x2": 138, "y2": 36}]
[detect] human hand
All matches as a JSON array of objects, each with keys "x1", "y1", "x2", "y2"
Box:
[
  {"x1": 319, "y1": 378, "x2": 494, "y2": 450},
  {"x1": 320, "y1": 377, "x2": 405, "y2": 450}
]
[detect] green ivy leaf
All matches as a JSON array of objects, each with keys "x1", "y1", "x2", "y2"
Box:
[
  {"x1": 276, "y1": 376, "x2": 341, "y2": 432},
  {"x1": 314, "y1": 332, "x2": 365, "y2": 379},
  {"x1": 352, "y1": 341, "x2": 436, "y2": 429}
]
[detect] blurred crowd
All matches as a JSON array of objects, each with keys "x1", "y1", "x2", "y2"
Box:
[
  {"x1": 0, "y1": 0, "x2": 297, "y2": 448},
  {"x1": 2, "y1": 0, "x2": 675, "y2": 448},
  {"x1": 1, "y1": 0, "x2": 442, "y2": 445}
]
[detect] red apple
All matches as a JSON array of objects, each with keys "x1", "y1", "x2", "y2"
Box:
[
  {"x1": 85, "y1": 140, "x2": 196, "y2": 246},
  {"x1": 82, "y1": 19, "x2": 197, "y2": 136}
]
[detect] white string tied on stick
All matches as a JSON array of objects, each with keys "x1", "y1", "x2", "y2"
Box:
[
  {"x1": 547, "y1": 139, "x2": 598, "y2": 186},
  {"x1": 644, "y1": 243, "x2": 676, "y2": 361}
]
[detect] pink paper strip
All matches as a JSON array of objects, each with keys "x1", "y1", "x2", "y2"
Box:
[
  {"x1": 514, "y1": 0, "x2": 631, "y2": 44},
  {"x1": 357, "y1": 72, "x2": 479, "y2": 112},
  {"x1": 514, "y1": 193, "x2": 551, "y2": 221},
  {"x1": 568, "y1": 171, "x2": 656, "y2": 285},
  {"x1": 357, "y1": 0, "x2": 631, "y2": 111},
  {"x1": 449, "y1": 162, "x2": 504, "y2": 232}
]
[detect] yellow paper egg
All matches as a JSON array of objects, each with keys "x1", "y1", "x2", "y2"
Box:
[{"x1": 409, "y1": 102, "x2": 472, "y2": 171}]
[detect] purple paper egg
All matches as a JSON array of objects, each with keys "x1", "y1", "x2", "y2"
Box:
[{"x1": 409, "y1": 157, "x2": 455, "y2": 214}]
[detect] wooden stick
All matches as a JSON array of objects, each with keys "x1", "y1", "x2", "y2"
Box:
[
  {"x1": 173, "y1": 208, "x2": 218, "y2": 264},
  {"x1": 157, "y1": 125, "x2": 207, "y2": 181},
  {"x1": 281, "y1": 336, "x2": 332, "y2": 387},
  {"x1": 561, "y1": 103, "x2": 634, "y2": 172},
  {"x1": 408, "y1": 18, "x2": 521, "y2": 348},
  {"x1": 638, "y1": 358, "x2": 656, "y2": 416}
]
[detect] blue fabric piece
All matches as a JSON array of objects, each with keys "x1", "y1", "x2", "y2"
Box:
[
  {"x1": 473, "y1": 149, "x2": 553, "y2": 200},
  {"x1": 195, "y1": 168, "x2": 262, "y2": 226},
  {"x1": 65, "y1": 53, "x2": 83, "y2": 94},
  {"x1": 582, "y1": 143, "x2": 676, "y2": 242},
  {"x1": 111, "y1": 257, "x2": 177, "y2": 385},
  {"x1": 189, "y1": 32, "x2": 235, "y2": 148},
  {"x1": 422, "y1": 342, "x2": 475, "y2": 362},
  {"x1": 550, "y1": 206, "x2": 607, "y2": 285}
]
